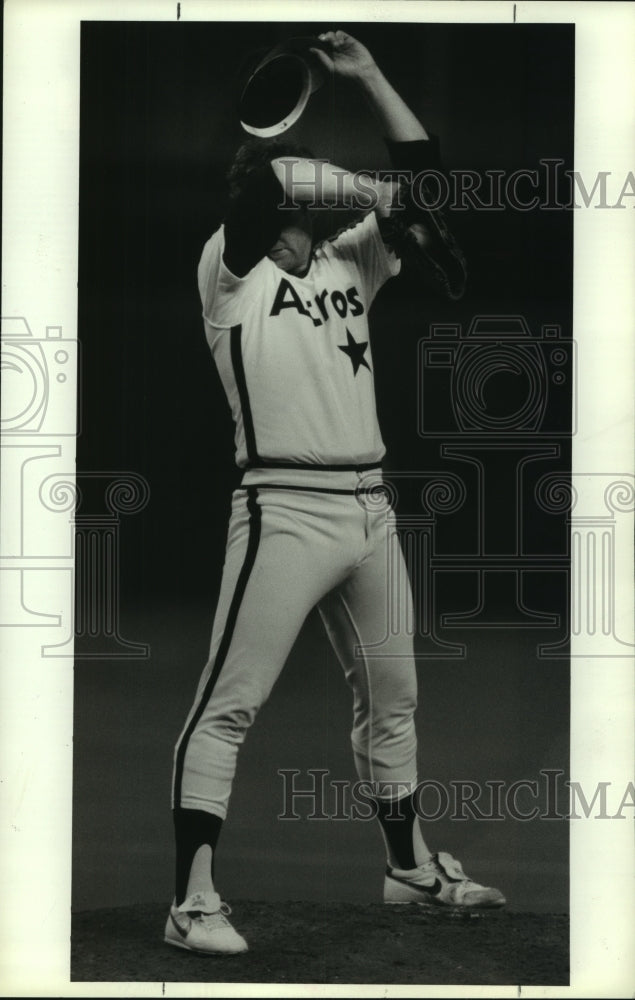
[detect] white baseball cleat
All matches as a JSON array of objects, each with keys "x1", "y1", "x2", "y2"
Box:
[
  {"x1": 164, "y1": 890, "x2": 248, "y2": 954},
  {"x1": 384, "y1": 851, "x2": 506, "y2": 909}
]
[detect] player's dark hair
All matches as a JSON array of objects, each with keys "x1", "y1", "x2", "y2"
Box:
[{"x1": 227, "y1": 137, "x2": 315, "y2": 197}]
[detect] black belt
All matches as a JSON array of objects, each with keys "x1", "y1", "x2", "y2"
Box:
[{"x1": 241, "y1": 460, "x2": 383, "y2": 473}]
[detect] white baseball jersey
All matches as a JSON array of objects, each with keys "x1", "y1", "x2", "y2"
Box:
[{"x1": 197, "y1": 212, "x2": 401, "y2": 469}]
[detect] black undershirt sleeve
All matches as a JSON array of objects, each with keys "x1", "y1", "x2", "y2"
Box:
[
  {"x1": 222, "y1": 163, "x2": 287, "y2": 278},
  {"x1": 384, "y1": 135, "x2": 443, "y2": 177}
]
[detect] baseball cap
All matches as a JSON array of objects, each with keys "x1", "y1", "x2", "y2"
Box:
[{"x1": 239, "y1": 37, "x2": 327, "y2": 137}]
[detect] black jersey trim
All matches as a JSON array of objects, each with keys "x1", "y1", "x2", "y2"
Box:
[
  {"x1": 172, "y1": 487, "x2": 262, "y2": 808},
  {"x1": 230, "y1": 324, "x2": 260, "y2": 465},
  {"x1": 242, "y1": 460, "x2": 382, "y2": 473}
]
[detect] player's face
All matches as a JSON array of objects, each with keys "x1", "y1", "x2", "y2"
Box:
[{"x1": 267, "y1": 208, "x2": 313, "y2": 275}]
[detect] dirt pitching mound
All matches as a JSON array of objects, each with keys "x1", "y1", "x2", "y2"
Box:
[{"x1": 72, "y1": 900, "x2": 568, "y2": 985}]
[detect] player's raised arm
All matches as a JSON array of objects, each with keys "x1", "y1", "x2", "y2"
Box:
[
  {"x1": 312, "y1": 30, "x2": 466, "y2": 300},
  {"x1": 311, "y1": 31, "x2": 429, "y2": 143}
]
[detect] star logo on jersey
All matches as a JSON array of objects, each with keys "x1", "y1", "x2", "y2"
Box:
[{"x1": 338, "y1": 328, "x2": 371, "y2": 376}]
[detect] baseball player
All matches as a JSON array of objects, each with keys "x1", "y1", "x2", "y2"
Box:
[{"x1": 165, "y1": 30, "x2": 505, "y2": 956}]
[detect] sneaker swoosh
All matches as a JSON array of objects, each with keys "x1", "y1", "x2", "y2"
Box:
[
  {"x1": 170, "y1": 912, "x2": 190, "y2": 939},
  {"x1": 390, "y1": 873, "x2": 443, "y2": 897}
]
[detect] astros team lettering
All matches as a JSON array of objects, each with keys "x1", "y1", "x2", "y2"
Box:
[{"x1": 270, "y1": 276, "x2": 364, "y2": 328}]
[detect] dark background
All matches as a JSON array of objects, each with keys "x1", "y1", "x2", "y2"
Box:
[{"x1": 74, "y1": 21, "x2": 573, "y2": 914}]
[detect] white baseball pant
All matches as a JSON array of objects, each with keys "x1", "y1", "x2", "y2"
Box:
[{"x1": 172, "y1": 467, "x2": 418, "y2": 818}]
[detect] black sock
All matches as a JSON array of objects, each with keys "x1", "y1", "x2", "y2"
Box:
[
  {"x1": 173, "y1": 806, "x2": 224, "y2": 905},
  {"x1": 375, "y1": 793, "x2": 419, "y2": 870}
]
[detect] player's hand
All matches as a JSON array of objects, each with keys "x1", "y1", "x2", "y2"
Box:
[{"x1": 311, "y1": 31, "x2": 377, "y2": 80}]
